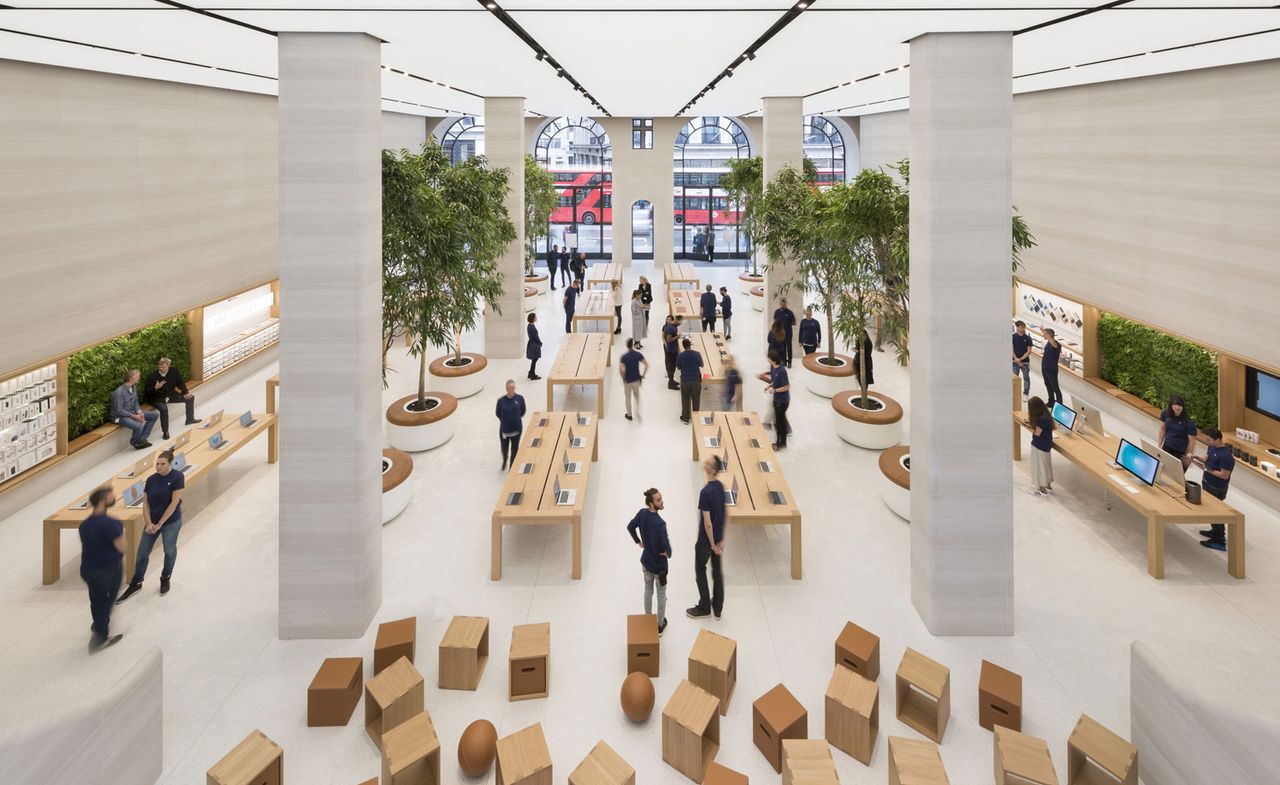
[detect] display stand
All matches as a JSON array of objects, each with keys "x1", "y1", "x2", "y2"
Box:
[{"x1": 0, "y1": 362, "x2": 59, "y2": 486}]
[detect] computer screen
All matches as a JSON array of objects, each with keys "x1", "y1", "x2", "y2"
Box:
[
  {"x1": 1115, "y1": 439, "x2": 1160, "y2": 486},
  {"x1": 1247, "y1": 367, "x2": 1280, "y2": 422},
  {"x1": 173, "y1": 453, "x2": 186, "y2": 470},
  {"x1": 1050, "y1": 402, "x2": 1077, "y2": 431},
  {"x1": 240, "y1": 411, "x2": 253, "y2": 427}
]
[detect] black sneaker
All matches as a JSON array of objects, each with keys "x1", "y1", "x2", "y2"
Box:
[
  {"x1": 117, "y1": 583, "x2": 142, "y2": 604},
  {"x1": 89, "y1": 633, "x2": 124, "y2": 652},
  {"x1": 625, "y1": 414, "x2": 633, "y2": 421},
  {"x1": 714, "y1": 610, "x2": 722, "y2": 621},
  {"x1": 141, "y1": 441, "x2": 153, "y2": 448},
  {"x1": 186, "y1": 418, "x2": 202, "y2": 425},
  {"x1": 160, "y1": 577, "x2": 170, "y2": 596},
  {"x1": 1200, "y1": 539, "x2": 1227, "y2": 552},
  {"x1": 686, "y1": 606, "x2": 710, "y2": 619},
  {"x1": 161, "y1": 432, "x2": 170, "y2": 441},
  {"x1": 132, "y1": 442, "x2": 148, "y2": 451},
  {"x1": 658, "y1": 619, "x2": 668, "y2": 636},
  {"x1": 668, "y1": 382, "x2": 680, "y2": 391},
  {"x1": 1198, "y1": 529, "x2": 1216, "y2": 538},
  {"x1": 531, "y1": 374, "x2": 542, "y2": 381}
]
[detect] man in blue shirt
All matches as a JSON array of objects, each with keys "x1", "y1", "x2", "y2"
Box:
[
  {"x1": 699, "y1": 285, "x2": 718, "y2": 333},
  {"x1": 627, "y1": 487, "x2": 672, "y2": 634},
  {"x1": 766, "y1": 351, "x2": 791, "y2": 449},
  {"x1": 718, "y1": 287, "x2": 733, "y2": 340},
  {"x1": 111, "y1": 368, "x2": 159, "y2": 450},
  {"x1": 676, "y1": 338, "x2": 704, "y2": 424},
  {"x1": 80, "y1": 485, "x2": 125, "y2": 651},
  {"x1": 662, "y1": 315, "x2": 681, "y2": 390},
  {"x1": 798, "y1": 306, "x2": 821, "y2": 356},
  {"x1": 773, "y1": 299, "x2": 796, "y2": 367},
  {"x1": 619, "y1": 339, "x2": 648, "y2": 421},
  {"x1": 546, "y1": 244, "x2": 559, "y2": 291},
  {"x1": 495, "y1": 379, "x2": 527, "y2": 472},
  {"x1": 563, "y1": 279, "x2": 580, "y2": 333},
  {"x1": 1041, "y1": 327, "x2": 1063, "y2": 406},
  {"x1": 1012, "y1": 321, "x2": 1034, "y2": 397},
  {"x1": 687, "y1": 455, "x2": 727, "y2": 620},
  {"x1": 1194, "y1": 427, "x2": 1234, "y2": 552}
]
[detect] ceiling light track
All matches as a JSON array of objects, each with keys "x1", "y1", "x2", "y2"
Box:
[{"x1": 152, "y1": 0, "x2": 277, "y2": 37}]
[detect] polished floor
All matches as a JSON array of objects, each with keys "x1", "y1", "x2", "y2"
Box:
[{"x1": 2, "y1": 262, "x2": 1278, "y2": 785}]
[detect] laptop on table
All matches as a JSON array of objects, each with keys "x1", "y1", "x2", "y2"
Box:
[
  {"x1": 725, "y1": 475, "x2": 739, "y2": 506},
  {"x1": 173, "y1": 431, "x2": 191, "y2": 449},
  {"x1": 563, "y1": 450, "x2": 582, "y2": 475},
  {"x1": 704, "y1": 426, "x2": 722, "y2": 449},
  {"x1": 208, "y1": 431, "x2": 230, "y2": 450},
  {"x1": 201, "y1": 410, "x2": 224, "y2": 429},
  {"x1": 119, "y1": 453, "x2": 154, "y2": 479},
  {"x1": 239, "y1": 410, "x2": 257, "y2": 428},
  {"x1": 172, "y1": 452, "x2": 198, "y2": 475},
  {"x1": 568, "y1": 427, "x2": 585, "y2": 449},
  {"x1": 552, "y1": 477, "x2": 576, "y2": 506},
  {"x1": 123, "y1": 480, "x2": 146, "y2": 508}
]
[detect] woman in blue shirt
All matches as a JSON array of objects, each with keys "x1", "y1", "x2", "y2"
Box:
[
  {"x1": 1158, "y1": 394, "x2": 1197, "y2": 469},
  {"x1": 1027, "y1": 396, "x2": 1054, "y2": 496},
  {"x1": 117, "y1": 449, "x2": 185, "y2": 603},
  {"x1": 495, "y1": 380, "x2": 527, "y2": 472},
  {"x1": 767, "y1": 320, "x2": 787, "y2": 364}
]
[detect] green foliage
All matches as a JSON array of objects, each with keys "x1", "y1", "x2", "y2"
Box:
[
  {"x1": 523, "y1": 155, "x2": 558, "y2": 275},
  {"x1": 1097, "y1": 313, "x2": 1218, "y2": 427},
  {"x1": 719, "y1": 157, "x2": 764, "y2": 274},
  {"x1": 67, "y1": 316, "x2": 190, "y2": 440}
]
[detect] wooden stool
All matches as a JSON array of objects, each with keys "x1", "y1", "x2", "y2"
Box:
[
  {"x1": 994, "y1": 726, "x2": 1059, "y2": 785},
  {"x1": 568, "y1": 740, "x2": 635, "y2": 785},
  {"x1": 207, "y1": 729, "x2": 283, "y2": 785},
  {"x1": 887, "y1": 736, "x2": 949, "y2": 785},
  {"x1": 835, "y1": 621, "x2": 880, "y2": 681},
  {"x1": 824, "y1": 664, "x2": 878, "y2": 765},
  {"x1": 495, "y1": 722, "x2": 552, "y2": 785},
  {"x1": 626, "y1": 614, "x2": 659, "y2": 677},
  {"x1": 375, "y1": 617, "x2": 417, "y2": 674},
  {"x1": 509, "y1": 622, "x2": 550, "y2": 700},
  {"x1": 1067, "y1": 714, "x2": 1137, "y2": 785},
  {"x1": 381, "y1": 712, "x2": 441, "y2": 785},
  {"x1": 895, "y1": 648, "x2": 950, "y2": 743},
  {"x1": 439, "y1": 615, "x2": 489, "y2": 690},
  {"x1": 358, "y1": 779, "x2": 377, "y2": 785},
  {"x1": 307, "y1": 657, "x2": 363, "y2": 727},
  {"x1": 752, "y1": 683, "x2": 808, "y2": 773},
  {"x1": 702, "y1": 762, "x2": 747, "y2": 785},
  {"x1": 662, "y1": 679, "x2": 721, "y2": 782},
  {"x1": 365, "y1": 656, "x2": 425, "y2": 745},
  {"x1": 781, "y1": 740, "x2": 838, "y2": 785},
  {"x1": 688, "y1": 629, "x2": 737, "y2": 716},
  {"x1": 979, "y1": 660, "x2": 1023, "y2": 732}
]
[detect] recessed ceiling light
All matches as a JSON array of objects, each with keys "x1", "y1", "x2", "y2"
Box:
[
  {"x1": 796, "y1": 1, "x2": 809, "y2": 9},
  {"x1": 485, "y1": 1, "x2": 497, "y2": 8}
]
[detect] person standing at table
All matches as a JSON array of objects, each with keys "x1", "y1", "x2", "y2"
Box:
[
  {"x1": 80, "y1": 485, "x2": 125, "y2": 651},
  {"x1": 677, "y1": 337, "x2": 704, "y2": 424},
  {"x1": 526, "y1": 313, "x2": 542, "y2": 381},
  {"x1": 723, "y1": 354, "x2": 742, "y2": 411},
  {"x1": 718, "y1": 286, "x2": 733, "y2": 340},
  {"x1": 663, "y1": 315, "x2": 681, "y2": 391},
  {"x1": 638, "y1": 276, "x2": 654, "y2": 328},
  {"x1": 763, "y1": 351, "x2": 791, "y2": 450},
  {"x1": 798, "y1": 306, "x2": 821, "y2": 356},
  {"x1": 1026, "y1": 396, "x2": 1054, "y2": 496},
  {"x1": 546, "y1": 244, "x2": 560, "y2": 291},
  {"x1": 1159, "y1": 394, "x2": 1198, "y2": 469},
  {"x1": 1194, "y1": 427, "x2": 1234, "y2": 552},
  {"x1": 117, "y1": 449, "x2": 185, "y2": 603},
  {"x1": 1041, "y1": 327, "x2": 1063, "y2": 406},
  {"x1": 773, "y1": 298, "x2": 796, "y2": 367},
  {"x1": 611, "y1": 280, "x2": 625, "y2": 335},
  {"x1": 495, "y1": 380, "x2": 526, "y2": 472},
  {"x1": 563, "y1": 278, "x2": 580, "y2": 333},
  {"x1": 1012, "y1": 321, "x2": 1033, "y2": 398},
  {"x1": 145, "y1": 357, "x2": 201, "y2": 441},
  {"x1": 620, "y1": 338, "x2": 648, "y2": 422},
  {"x1": 700, "y1": 284, "x2": 718, "y2": 333},
  {"x1": 630, "y1": 289, "x2": 648, "y2": 349},
  {"x1": 111, "y1": 369, "x2": 159, "y2": 450},
  {"x1": 687, "y1": 455, "x2": 727, "y2": 620},
  {"x1": 628, "y1": 487, "x2": 672, "y2": 634}
]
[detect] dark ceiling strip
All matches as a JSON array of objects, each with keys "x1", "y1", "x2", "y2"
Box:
[
  {"x1": 1014, "y1": 0, "x2": 1134, "y2": 36},
  {"x1": 1149, "y1": 24, "x2": 1280, "y2": 51},
  {"x1": 4, "y1": 5, "x2": 1272, "y2": 10},
  {"x1": 152, "y1": 0, "x2": 277, "y2": 36}
]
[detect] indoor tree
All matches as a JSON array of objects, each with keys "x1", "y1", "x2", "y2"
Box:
[
  {"x1": 722, "y1": 157, "x2": 819, "y2": 275},
  {"x1": 381, "y1": 139, "x2": 516, "y2": 410},
  {"x1": 523, "y1": 154, "x2": 557, "y2": 276}
]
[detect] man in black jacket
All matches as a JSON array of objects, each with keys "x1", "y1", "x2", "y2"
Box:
[
  {"x1": 546, "y1": 244, "x2": 559, "y2": 291},
  {"x1": 145, "y1": 357, "x2": 200, "y2": 440}
]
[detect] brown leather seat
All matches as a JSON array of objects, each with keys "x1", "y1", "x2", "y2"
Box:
[
  {"x1": 832, "y1": 391, "x2": 903, "y2": 424},
  {"x1": 429, "y1": 352, "x2": 488, "y2": 378},
  {"x1": 879, "y1": 445, "x2": 910, "y2": 489},
  {"x1": 750, "y1": 285, "x2": 765, "y2": 297},
  {"x1": 381, "y1": 448, "x2": 413, "y2": 492},
  {"x1": 386, "y1": 392, "x2": 458, "y2": 425}
]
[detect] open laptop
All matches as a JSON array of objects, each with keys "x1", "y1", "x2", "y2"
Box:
[
  {"x1": 201, "y1": 409, "x2": 224, "y2": 429},
  {"x1": 704, "y1": 426, "x2": 722, "y2": 449},
  {"x1": 768, "y1": 489, "x2": 786, "y2": 505},
  {"x1": 208, "y1": 430, "x2": 229, "y2": 450},
  {"x1": 720, "y1": 449, "x2": 730, "y2": 471},
  {"x1": 173, "y1": 430, "x2": 191, "y2": 450},
  {"x1": 172, "y1": 451, "x2": 198, "y2": 475},
  {"x1": 562, "y1": 449, "x2": 582, "y2": 475},
  {"x1": 1141, "y1": 438, "x2": 1186, "y2": 489},
  {"x1": 123, "y1": 480, "x2": 146, "y2": 508},
  {"x1": 505, "y1": 489, "x2": 524, "y2": 506},
  {"x1": 552, "y1": 476, "x2": 576, "y2": 506},
  {"x1": 725, "y1": 475, "x2": 739, "y2": 506},
  {"x1": 577, "y1": 414, "x2": 591, "y2": 426},
  {"x1": 118, "y1": 453, "x2": 154, "y2": 479},
  {"x1": 239, "y1": 410, "x2": 257, "y2": 428},
  {"x1": 758, "y1": 460, "x2": 773, "y2": 473},
  {"x1": 700, "y1": 414, "x2": 714, "y2": 426},
  {"x1": 568, "y1": 427, "x2": 585, "y2": 449},
  {"x1": 517, "y1": 460, "x2": 534, "y2": 474}
]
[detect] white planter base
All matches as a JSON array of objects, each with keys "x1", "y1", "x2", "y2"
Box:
[
  {"x1": 751, "y1": 293, "x2": 764, "y2": 312},
  {"x1": 430, "y1": 366, "x2": 486, "y2": 399},
  {"x1": 523, "y1": 295, "x2": 536, "y2": 312},
  {"x1": 739, "y1": 277, "x2": 763, "y2": 295},
  {"x1": 879, "y1": 474, "x2": 910, "y2": 522},
  {"x1": 382, "y1": 475, "x2": 412, "y2": 525},
  {"x1": 833, "y1": 407, "x2": 903, "y2": 449},
  {"x1": 525, "y1": 277, "x2": 548, "y2": 295},
  {"x1": 804, "y1": 364, "x2": 855, "y2": 398},
  {"x1": 387, "y1": 411, "x2": 456, "y2": 452}
]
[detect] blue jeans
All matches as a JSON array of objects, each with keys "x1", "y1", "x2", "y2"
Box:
[
  {"x1": 1012, "y1": 360, "x2": 1030, "y2": 395},
  {"x1": 130, "y1": 516, "x2": 183, "y2": 584},
  {"x1": 118, "y1": 410, "x2": 159, "y2": 444}
]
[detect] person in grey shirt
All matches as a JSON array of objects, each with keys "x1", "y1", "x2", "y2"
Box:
[
  {"x1": 630, "y1": 288, "x2": 648, "y2": 349},
  {"x1": 111, "y1": 369, "x2": 159, "y2": 450}
]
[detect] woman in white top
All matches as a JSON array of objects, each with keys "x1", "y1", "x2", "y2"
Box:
[
  {"x1": 611, "y1": 280, "x2": 624, "y2": 335},
  {"x1": 630, "y1": 288, "x2": 648, "y2": 349}
]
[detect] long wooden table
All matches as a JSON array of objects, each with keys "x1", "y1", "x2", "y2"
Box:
[
  {"x1": 668, "y1": 290, "x2": 711, "y2": 330},
  {"x1": 691, "y1": 411, "x2": 801, "y2": 578},
  {"x1": 571, "y1": 290, "x2": 617, "y2": 335},
  {"x1": 547, "y1": 333, "x2": 612, "y2": 417},
  {"x1": 492, "y1": 411, "x2": 599, "y2": 580},
  {"x1": 42, "y1": 412, "x2": 277, "y2": 584},
  {"x1": 663, "y1": 262, "x2": 700, "y2": 290},
  {"x1": 682, "y1": 332, "x2": 741, "y2": 412},
  {"x1": 586, "y1": 262, "x2": 621, "y2": 290},
  {"x1": 1014, "y1": 411, "x2": 1245, "y2": 579}
]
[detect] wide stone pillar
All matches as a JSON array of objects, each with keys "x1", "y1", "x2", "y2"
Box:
[
  {"x1": 485, "y1": 97, "x2": 526, "y2": 358},
  {"x1": 277, "y1": 32, "x2": 382, "y2": 639},
  {"x1": 908, "y1": 31, "x2": 1014, "y2": 635},
  {"x1": 762, "y1": 97, "x2": 803, "y2": 353}
]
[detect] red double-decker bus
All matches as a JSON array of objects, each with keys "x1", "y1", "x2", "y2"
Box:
[
  {"x1": 673, "y1": 189, "x2": 742, "y2": 226},
  {"x1": 550, "y1": 170, "x2": 612, "y2": 225}
]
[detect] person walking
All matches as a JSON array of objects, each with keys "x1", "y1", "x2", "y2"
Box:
[
  {"x1": 677, "y1": 337, "x2": 704, "y2": 424},
  {"x1": 526, "y1": 313, "x2": 542, "y2": 381},
  {"x1": 1194, "y1": 427, "x2": 1234, "y2": 552},
  {"x1": 687, "y1": 455, "x2": 727, "y2": 620},
  {"x1": 798, "y1": 307, "x2": 821, "y2": 356},
  {"x1": 628, "y1": 487, "x2": 672, "y2": 634},
  {"x1": 1159, "y1": 394, "x2": 1198, "y2": 469},
  {"x1": 773, "y1": 298, "x2": 796, "y2": 367},
  {"x1": 563, "y1": 278, "x2": 580, "y2": 333},
  {"x1": 611, "y1": 280, "x2": 624, "y2": 335},
  {"x1": 630, "y1": 288, "x2": 648, "y2": 349},
  {"x1": 80, "y1": 485, "x2": 125, "y2": 651},
  {"x1": 495, "y1": 380, "x2": 527, "y2": 472},
  {"x1": 706, "y1": 231, "x2": 715, "y2": 263},
  {"x1": 1041, "y1": 327, "x2": 1064, "y2": 406},
  {"x1": 638, "y1": 276, "x2": 654, "y2": 328},
  {"x1": 546, "y1": 243, "x2": 560, "y2": 291},
  {"x1": 700, "y1": 284, "x2": 718, "y2": 333},
  {"x1": 718, "y1": 286, "x2": 733, "y2": 340},
  {"x1": 763, "y1": 351, "x2": 791, "y2": 450},
  {"x1": 662, "y1": 315, "x2": 681, "y2": 391},
  {"x1": 111, "y1": 369, "x2": 159, "y2": 450},
  {"x1": 1012, "y1": 320, "x2": 1033, "y2": 398},
  {"x1": 1027, "y1": 396, "x2": 1054, "y2": 496},
  {"x1": 144, "y1": 357, "x2": 200, "y2": 440},
  {"x1": 767, "y1": 320, "x2": 787, "y2": 366},
  {"x1": 559, "y1": 246, "x2": 572, "y2": 287},
  {"x1": 620, "y1": 339, "x2": 648, "y2": 421},
  {"x1": 116, "y1": 449, "x2": 186, "y2": 603},
  {"x1": 723, "y1": 354, "x2": 742, "y2": 411}
]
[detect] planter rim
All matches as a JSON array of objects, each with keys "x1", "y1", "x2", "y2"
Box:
[
  {"x1": 386, "y1": 392, "x2": 457, "y2": 426},
  {"x1": 802, "y1": 352, "x2": 855, "y2": 378},
  {"x1": 429, "y1": 352, "x2": 488, "y2": 378},
  {"x1": 738, "y1": 272, "x2": 764, "y2": 281},
  {"x1": 832, "y1": 390, "x2": 904, "y2": 425},
  {"x1": 524, "y1": 286, "x2": 537, "y2": 296},
  {"x1": 525, "y1": 273, "x2": 548, "y2": 281},
  {"x1": 878, "y1": 444, "x2": 911, "y2": 489},
  {"x1": 750, "y1": 285, "x2": 765, "y2": 296},
  {"x1": 381, "y1": 447, "x2": 413, "y2": 492}
]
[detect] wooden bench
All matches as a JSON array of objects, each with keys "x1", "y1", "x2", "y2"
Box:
[
  {"x1": 587, "y1": 263, "x2": 622, "y2": 290},
  {"x1": 571, "y1": 290, "x2": 617, "y2": 335},
  {"x1": 548, "y1": 333, "x2": 612, "y2": 417},
  {"x1": 663, "y1": 262, "x2": 700, "y2": 291},
  {"x1": 491, "y1": 411, "x2": 599, "y2": 580},
  {"x1": 691, "y1": 411, "x2": 802, "y2": 579}
]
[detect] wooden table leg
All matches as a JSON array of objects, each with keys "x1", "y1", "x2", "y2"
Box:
[
  {"x1": 1146, "y1": 516, "x2": 1165, "y2": 579},
  {"x1": 572, "y1": 515, "x2": 582, "y2": 580},
  {"x1": 491, "y1": 514, "x2": 503, "y2": 581},
  {"x1": 1228, "y1": 516, "x2": 1246, "y2": 579},
  {"x1": 790, "y1": 515, "x2": 802, "y2": 580},
  {"x1": 1012, "y1": 418, "x2": 1022, "y2": 461},
  {"x1": 124, "y1": 518, "x2": 140, "y2": 580},
  {"x1": 267, "y1": 420, "x2": 278, "y2": 464},
  {"x1": 42, "y1": 522, "x2": 60, "y2": 585},
  {"x1": 597, "y1": 382, "x2": 604, "y2": 418},
  {"x1": 546, "y1": 378, "x2": 554, "y2": 411}
]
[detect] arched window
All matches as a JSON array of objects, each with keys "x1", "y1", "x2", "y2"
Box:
[
  {"x1": 672, "y1": 116, "x2": 751, "y2": 260},
  {"x1": 440, "y1": 115, "x2": 484, "y2": 164},
  {"x1": 535, "y1": 117, "x2": 613, "y2": 257},
  {"x1": 803, "y1": 115, "x2": 846, "y2": 187}
]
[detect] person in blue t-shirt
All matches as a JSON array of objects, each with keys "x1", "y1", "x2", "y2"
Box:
[
  {"x1": 80, "y1": 485, "x2": 125, "y2": 650},
  {"x1": 718, "y1": 287, "x2": 733, "y2": 340},
  {"x1": 676, "y1": 338, "x2": 704, "y2": 424},
  {"x1": 773, "y1": 299, "x2": 797, "y2": 367},
  {"x1": 662, "y1": 315, "x2": 681, "y2": 390},
  {"x1": 546, "y1": 244, "x2": 559, "y2": 291},
  {"x1": 619, "y1": 339, "x2": 648, "y2": 421},
  {"x1": 627, "y1": 487, "x2": 672, "y2": 634},
  {"x1": 1194, "y1": 427, "x2": 1234, "y2": 551},
  {"x1": 700, "y1": 285, "x2": 718, "y2": 333},
  {"x1": 1012, "y1": 321, "x2": 1034, "y2": 397},
  {"x1": 1041, "y1": 327, "x2": 1063, "y2": 406},
  {"x1": 1158, "y1": 394, "x2": 1198, "y2": 468},
  {"x1": 495, "y1": 379, "x2": 527, "y2": 472},
  {"x1": 763, "y1": 351, "x2": 791, "y2": 449},
  {"x1": 117, "y1": 449, "x2": 186, "y2": 603},
  {"x1": 687, "y1": 455, "x2": 727, "y2": 620},
  {"x1": 798, "y1": 306, "x2": 821, "y2": 356},
  {"x1": 1027, "y1": 396, "x2": 1054, "y2": 496},
  {"x1": 723, "y1": 354, "x2": 742, "y2": 411},
  {"x1": 563, "y1": 279, "x2": 580, "y2": 332}
]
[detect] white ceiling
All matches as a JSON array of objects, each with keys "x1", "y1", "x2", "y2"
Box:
[{"x1": 1, "y1": 1, "x2": 1276, "y2": 118}]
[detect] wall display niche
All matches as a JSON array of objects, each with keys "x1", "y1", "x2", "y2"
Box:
[
  {"x1": 0, "y1": 364, "x2": 60, "y2": 485},
  {"x1": 200, "y1": 283, "x2": 279, "y2": 381},
  {"x1": 1014, "y1": 281, "x2": 1085, "y2": 375}
]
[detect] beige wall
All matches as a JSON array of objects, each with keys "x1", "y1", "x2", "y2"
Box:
[
  {"x1": 380, "y1": 111, "x2": 428, "y2": 153},
  {"x1": 858, "y1": 109, "x2": 909, "y2": 174},
  {"x1": 601, "y1": 117, "x2": 682, "y2": 266}
]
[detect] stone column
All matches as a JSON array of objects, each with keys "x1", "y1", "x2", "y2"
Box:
[
  {"x1": 908, "y1": 32, "x2": 1014, "y2": 635},
  {"x1": 485, "y1": 97, "x2": 526, "y2": 359},
  {"x1": 277, "y1": 32, "x2": 382, "y2": 639},
  {"x1": 762, "y1": 97, "x2": 803, "y2": 355}
]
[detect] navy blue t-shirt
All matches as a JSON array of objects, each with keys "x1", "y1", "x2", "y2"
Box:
[
  {"x1": 676, "y1": 349, "x2": 703, "y2": 381},
  {"x1": 1012, "y1": 332, "x2": 1033, "y2": 362},
  {"x1": 1202, "y1": 444, "x2": 1234, "y2": 494},
  {"x1": 144, "y1": 469, "x2": 185, "y2": 525},
  {"x1": 627, "y1": 508, "x2": 672, "y2": 574},
  {"x1": 774, "y1": 307, "x2": 796, "y2": 335},
  {"x1": 720, "y1": 294, "x2": 733, "y2": 318},
  {"x1": 767, "y1": 334, "x2": 786, "y2": 360},
  {"x1": 1041, "y1": 340, "x2": 1062, "y2": 371},
  {"x1": 1160, "y1": 410, "x2": 1198, "y2": 454},
  {"x1": 79, "y1": 512, "x2": 123, "y2": 572},
  {"x1": 496, "y1": 394, "x2": 526, "y2": 434},
  {"x1": 697, "y1": 480, "x2": 727, "y2": 544},
  {"x1": 563, "y1": 286, "x2": 578, "y2": 311},
  {"x1": 1031, "y1": 414, "x2": 1054, "y2": 452},
  {"x1": 663, "y1": 323, "x2": 679, "y2": 354},
  {"x1": 700, "y1": 291, "x2": 718, "y2": 318},
  {"x1": 770, "y1": 365, "x2": 790, "y2": 405},
  {"x1": 620, "y1": 350, "x2": 644, "y2": 383},
  {"x1": 724, "y1": 368, "x2": 741, "y2": 408},
  {"x1": 798, "y1": 318, "x2": 821, "y2": 347}
]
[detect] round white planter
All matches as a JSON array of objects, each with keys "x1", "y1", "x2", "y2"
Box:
[
  {"x1": 386, "y1": 393, "x2": 458, "y2": 452},
  {"x1": 802, "y1": 353, "x2": 856, "y2": 399},
  {"x1": 739, "y1": 274, "x2": 764, "y2": 295},
  {"x1": 832, "y1": 391, "x2": 904, "y2": 449},
  {"x1": 381, "y1": 448, "x2": 414, "y2": 524},
  {"x1": 525, "y1": 274, "x2": 548, "y2": 295},
  {"x1": 878, "y1": 446, "x2": 910, "y2": 522},
  {"x1": 523, "y1": 286, "x2": 537, "y2": 313},
  {"x1": 429, "y1": 353, "x2": 488, "y2": 399},
  {"x1": 750, "y1": 285, "x2": 765, "y2": 312}
]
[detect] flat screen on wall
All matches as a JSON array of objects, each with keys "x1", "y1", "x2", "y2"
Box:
[{"x1": 1246, "y1": 367, "x2": 1280, "y2": 423}]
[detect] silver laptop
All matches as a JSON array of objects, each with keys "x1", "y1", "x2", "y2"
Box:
[
  {"x1": 704, "y1": 426, "x2": 722, "y2": 449},
  {"x1": 173, "y1": 430, "x2": 191, "y2": 449},
  {"x1": 123, "y1": 480, "x2": 146, "y2": 508},
  {"x1": 201, "y1": 409, "x2": 224, "y2": 429},
  {"x1": 576, "y1": 414, "x2": 591, "y2": 427},
  {"x1": 563, "y1": 449, "x2": 582, "y2": 475},
  {"x1": 768, "y1": 489, "x2": 786, "y2": 505},
  {"x1": 517, "y1": 461, "x2": 534, "y2": 474},
  {"x1": 758, "y1": 460, "x2": 773, "y2": 473},
  {"x1": 239, "y1": 410, "x2": 257, "y2": 428},
  {"x1": 208, "y1": 430, "x2": 229, "y2": 450},
  {"x1": 172, "y1": 451, "x2": 198, "y2": 475},
  {"x1": 700, "y1": 414, "x2": 715, "y2": 426},
  {"x1": 119, "y1": 453, "x2": 154, "y2": 479},
  {"x1": 568, "y1": 427, "x2": 585, "y2": 449},
  {"x1": 725, "y1": 476, "x2": 739, "y2": 506},
  {"x1": 1141, "y1": 438, "x2": 1186, "y2": 489},
  {"x1": 552, "y1": 476, "x2": 576, "y2": 506}
]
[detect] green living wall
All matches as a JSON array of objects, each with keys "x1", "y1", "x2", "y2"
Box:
[
  {"x1": 1097, "y1": 312, "x2": 1218, "y2": 428},
  {"x1": 67, "y1": 316, "x2": 192, "y2": 440}
]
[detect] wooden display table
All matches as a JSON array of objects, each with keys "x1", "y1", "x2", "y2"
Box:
[
  {"x1": 366, "y1": 656, "x2": 425, "y2": 745},
  {"x1": 664, "y1": 262, "x2": 700, "y2": 290},
  {"x1": 1067, "y1": 714, "x2": 1137, "y2": 785},
  {"x1": 572, "y1": 290, "x2": 617, "y2": 335},
  {"x1": 587, "y1": 263, "x2": 622, "y2": 290},
  {"x1": 676, "y1": 333, "x2": 739, "y2": 411},
  {"x1": 668, "y1": 290, "x2": 711, "y2": 329},
  {"x1": 835, "y1": 621, "x2": 880, "y2": 681},
  {"x1": 381, "y1": 711, "x2": 441, "y2": 785},
  {"x1": 509, "y1": 622, "x2": 550, "y2": 701},
  {"x1": 569, "y1": 740, "x2": 634, "y2": 785},
  {"x1": 439, "y1": 615, "x2": 489, "y2": 690},
  {"x1": 994, "y1": 726, "x2": 1059, "y2": 785},
  {"x1": 548, "y1": 333, "x2": 612, "y2": 417},
  {"x1": 688, "y1": 629, "x2": 736, "y2": 716},
  {"x1": 375, "y1": 616, "x2": 417, "y2": 674},
  {"x1": 662, "y1": 680, "x2": 721, "y2": 782},
  {"x1": 496, "y1": 722, "x2": 552, "y2": 785},
  {"x1": 887, "y1": 736, "x2": 949, "y2": 785},
  {"x1": 825, "y1": 665, "x2": 878, "y2": 765},
  {"x1": 626, "y1": 614, "x2": 659, "y2": 677},
  {"x1": 979, "y1": 660, "x2": 1023, "y2": 732},
  {"x1": 208, "y1": 729, "x2": 282, "y2": 785},
  {"x1": 492, "y1": 411, "x2": 599, "y2": 580},
  {"x1": 781, "y1": 740, "x2": 838, "y2": 785},
  {"x1": 691, "y1": 411, "x2": 802, "y2": 578},
  {"x1": 895, "y1": 648, "x2": 950, "y2": 744},
  {"x1": 1013, "y1": 411, "x2": 1245, "y2": 579},
  {"x1": 42, "y1": 412, "x2": 277, "y2": 585}
]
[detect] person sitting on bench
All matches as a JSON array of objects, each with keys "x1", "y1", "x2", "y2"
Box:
[
  {"x1": 144, "y1": 357, "x2": 201, "y2": 440},
  {"x1": 111, "y1": 369, "x2": 159, "y2": 450}
]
